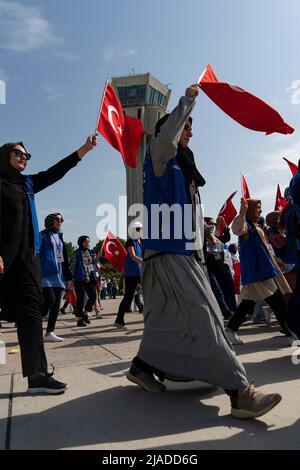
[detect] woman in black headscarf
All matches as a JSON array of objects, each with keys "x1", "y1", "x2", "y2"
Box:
[
  {"x1": 40, "y1": 212, "x2": 72, "y2": 342},
  {"x1": 0, "y1": 135, "x2": 97, "y2": 394}
]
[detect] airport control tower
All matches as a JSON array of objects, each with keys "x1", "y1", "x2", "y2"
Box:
[{"x1": 111, "y1": 73, "x2": 171, "y2": 222}]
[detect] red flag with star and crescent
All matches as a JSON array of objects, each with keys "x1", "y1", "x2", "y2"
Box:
[
  {"x1": 217, "y1": 191, "x2": 237, "y2": 236},
  {"x1": 283, "y1": 157, "x2": 298, "y2": 176},
  {"x1": 241, "y1": 174, "x2": 251, "y2": 199},
  {"x1": 97, "y1": 82, "x2": 143, "y2": 168},
  {"x1": 274, "y1": 184, "x2": 287, "y2": 212},
  {"x1": 198, "y1": 64, "x2": 294, "y2": 136},
  {"x1": 218, "y1": 191, "x2": 238, "y2": 226},
  {"x1": 102, "y1": 231, "x2": 127, "y2": 272}
]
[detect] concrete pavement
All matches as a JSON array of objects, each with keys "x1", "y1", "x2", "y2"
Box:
[{"x1": 0, "y1": 298, "x2": 300, "y2": 450}]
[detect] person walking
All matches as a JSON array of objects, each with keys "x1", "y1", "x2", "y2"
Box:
[
  {"x1": 71, "y1": 236, "x2": 97, "y2": 327},
  {"x1": 114, "y1": 221, "x2": 144, "y2": 328},
  {"x1": 0, "y1": 134, "x2": 97, "y2": 393},
  {"x1": 226, "y1": 198, "x2": 291, "y2": 345},
  {"x1": 40, "y1": 213, "x2": 73, "y2": 342},
  {"x1": 126, "y1": 85, "x2": 282, "y2": 419}
]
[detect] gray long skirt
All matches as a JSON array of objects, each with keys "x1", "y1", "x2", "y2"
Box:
[{"x1": 137, "y1": 254, "x2": 248, "y2": 391}]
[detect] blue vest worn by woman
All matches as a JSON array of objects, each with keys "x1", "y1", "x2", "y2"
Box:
[
  {"x1": 39, "y1": 230, "x2": 65, "y2": 288},
  {"x1": 239, "y1": 221, "x2": 278, "y2": 285},
  {"x1": 143, "y1": 147, "x2": 193, "y2": 255},
  {"x1": 124, "y1": 238, "x2": 143, "y2": 277},
  {"x1": 74, "y1": 249, "x2": 96, "y2": 282},
  {"x1": 22, "y1": 175, "x2": 40, "y2": 254},
  {"x1": 289, "y1": 171, "x2": 300, "y2": 251},
  {"x1": 39, "y1": 230, "x2": 64, "y2": 276}
]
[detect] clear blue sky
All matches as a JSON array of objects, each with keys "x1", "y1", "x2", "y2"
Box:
[{"x1": 1, "y1": 0, "x2": 299, "y2": 246}]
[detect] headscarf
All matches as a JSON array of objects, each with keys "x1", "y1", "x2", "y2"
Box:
[
  {"x1": 77, "y1": 235, "x2": 89, "y2": 250},
  {"x1": 0, "y1": 141, "x2": 26, "y2": 181},
  {"x1": 266, "y1": 211, "x2": 280, "y2": 228},
  {"x1": 44, "y1": 213, "x2": 64, "y2": 233},
  {"x1": 246, "y1": 198, "x2": 261, "y2": 223},
  {"x1": 155, "y1": 114, "x2": 206, "y2": 188}
]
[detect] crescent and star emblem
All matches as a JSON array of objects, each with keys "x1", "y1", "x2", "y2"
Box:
[
  {"x1": 108, "y1": 105, "x2": 123, "y2": 135},
  {"x1": 106, "y1": 241, "x2": 120, "y2": 257}
]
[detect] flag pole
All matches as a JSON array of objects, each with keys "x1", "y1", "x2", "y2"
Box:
[
  {"x1": 197, "y1": 65, "x2": 207, "y2": 86},
  {"x1": 94, "y1": 80, "x2": 109, "y2": 135},
  {"x1": 98, "y1": 230, "x2": 109, "y2": 257},
  {"x1": 240, "y1": 172, "x2": 243, "y2": 197}
]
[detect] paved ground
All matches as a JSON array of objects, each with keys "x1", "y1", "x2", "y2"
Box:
[{"x1": 0, "y1": 298, "x2": 300, "y2": 450}]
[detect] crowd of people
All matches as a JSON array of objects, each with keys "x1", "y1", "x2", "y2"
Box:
[{"x1": 1, "y1": 83, "x2": 300, "y2": 420}]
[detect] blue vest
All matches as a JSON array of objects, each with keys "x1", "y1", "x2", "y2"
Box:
[
  {"x1": 39, "y1": 230, "x2": 63, "y2": 276},
  {"x1": 143, "y1": 147, "x2": 193, "y2": 255},
  {"x1": 239, "y1": 221, "x2": 278, "y2": 285},
  {"x1": 22, "y1": 175, "x2": 40, "y2": 254},
  {"x1": 124, "y1": 238, "x2": 143, "y2": 277},
  {"x1": 289, "y1": 171, "x2": 300, "y2": 251},
  {"x1": 74, "y1": 249, "x2": 95, "y2": 282}
]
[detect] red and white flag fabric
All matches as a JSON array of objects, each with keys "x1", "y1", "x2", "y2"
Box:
[
  {"x1": 274, "y1": 184, "x2": 287, "y2": 212},
  {"x1": 241, "y1": 174, "x2": 251, "y2": 199},
  {"x1": 198, "y1": 64, "x2": 294, "y2": 136},
  {"x1": 102, "y1": 231, "x2": 127, "y2": 272},
  {"x1": 218, "y1": 191, "x2": 238, "y2": 226},
  {"x1": 97, "y1": 82, "x2": 143, "y2": 168},
  {"x1": 283, "y1": 157, "x2": 298, "y2": 176}
]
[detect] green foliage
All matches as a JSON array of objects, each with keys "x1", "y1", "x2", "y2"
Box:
[{"x1": 65, "y1": 241, "x2": 75, "y2": 258}]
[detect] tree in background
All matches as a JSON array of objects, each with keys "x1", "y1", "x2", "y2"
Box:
[{"x1": 65, "y1": 241, "x2": 75, "y2": 258}]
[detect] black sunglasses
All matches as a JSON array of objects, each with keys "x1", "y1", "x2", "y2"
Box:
[
  {"x1": 135, "y1": 227, "x2": 141, "y2": 231},
  {"x1": 12, "y1": 148, "x2": 31, "y2": 161}
]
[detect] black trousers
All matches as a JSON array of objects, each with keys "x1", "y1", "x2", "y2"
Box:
[
  {"x1": 228, "y1": 289, "x2": 287, "y2": 332},
  {"x1": 41, "y1": 287, "x2": 63, "y2": 333},
  {"x1": 116, "y1": 276, "x2": 141, "y2": 323},
  {"x1": 0, "y1": 254, "x2": 47, "y2": 377},
  {"x1": 74, "y1": 280, "x2": 96, "y2": 318}
]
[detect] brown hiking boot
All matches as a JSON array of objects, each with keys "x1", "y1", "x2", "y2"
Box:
[
  {"x1": 126, "y1": 370, "x2": 166, "y2": 393},
  {"x1": 231, "y1": 382, "x2": 282, "y2": 419}
]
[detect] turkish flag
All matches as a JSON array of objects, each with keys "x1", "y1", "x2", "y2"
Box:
[
  {"x1": 217, "y1": 191, "x2": 237, "y2": 236},
  {"x1": 274, "y1": 184, "x2": 287, "y2": 212},
  {"x1": 218, "y1": 191, "x2": 238, "y2": 226},
  {"x1": 283, "y1": 157, "x2": 298, "y2": 176},
  {"x1": 102, "y1": 231, "x2": 127, "y2": 272},
  {"x1": 97, "y1": 82, "x2": 143, "y2": 168},
  {"x1": 198, "y1": 64, "x2": 294, "y2": 135},
  {"x1": 241, "y1": 174, "x2": 251, "y2": 199}
]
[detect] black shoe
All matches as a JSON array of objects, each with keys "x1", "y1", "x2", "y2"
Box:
[
  {"x1": 60, "y1": 307, "x2": 66, "y2": 315},
  {"x1": 77, "y1": 319, "x2": 88, "y2": 327},
  {"x1": 114, "y1": 320, "x2": 126, "y2": 329},
  {"x1": 84, "y1": 315, "x2": 91, "y2": 324},
  {"x1": 27, "y1": 366, "x2": 68, "y2": 395}
]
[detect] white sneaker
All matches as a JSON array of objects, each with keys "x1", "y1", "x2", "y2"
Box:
[
  {"x1": 226, "y1": 329, "x2": 244, "y2": 345},
  {"x1": 95, "y1": 313, "x2": 103, "y2": 319},
  {"x1": 44, "y1": 332, "x2": 64, "y2": 342}
]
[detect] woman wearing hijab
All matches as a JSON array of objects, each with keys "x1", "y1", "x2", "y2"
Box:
[
  {"x1": 71, "y1": 235, "x2": 97, "y2": 327},
  {"x1": 40, "y1": 213, "x2": 72, "y2": 342},
  {"x1": 126, "y1": 86, "x2": 282, "y2": 420},
  {"x1": 226, "y1": 198, "x2": 291, "y2": 345},
  {"x1": 0, "y1": 135, "x2": 97, "y2": 393}
]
